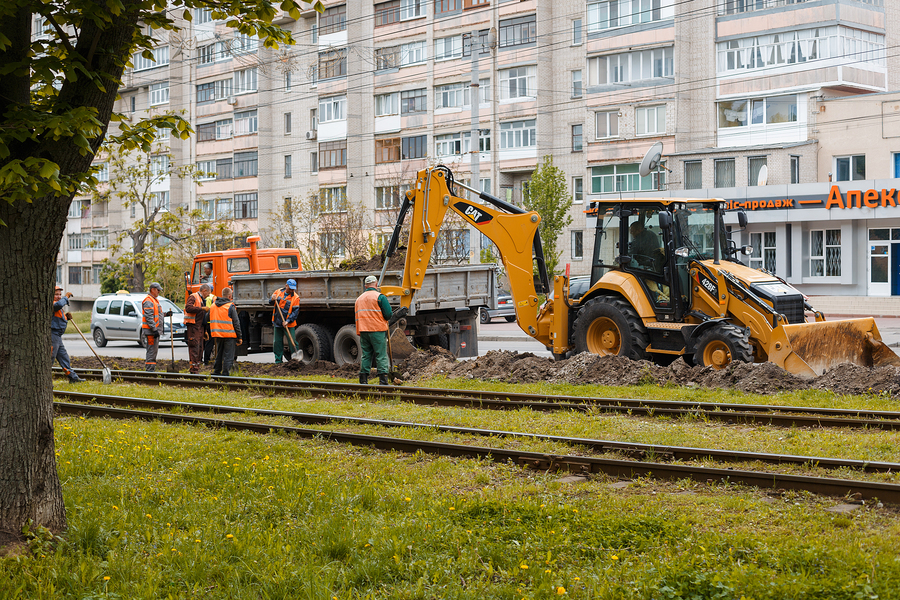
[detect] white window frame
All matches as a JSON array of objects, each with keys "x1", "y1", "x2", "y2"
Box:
[
  {"x1": 499, "y1": 119, "x2": 536, "y2": 150},
  {"x1": 234, "y1": 67, "x2": 258, "y2": 94},
  {"x1": 92, "y1": 229, "x2": 109, "y2": 250},
  {"x1": 436, "y1": 83, "x2": 467, "y2": 110},
  {"x1": 571, "y1": 230, "x2": 584, "y2": 260},
  {"x1": 197, "y1": 160, "x2": 216, "y2": 181},
  {"x1": 133, "y1": 46, "x2": 169, "y2": 71},
  {"x1": 152, "y1": 191, "x2": 170, "y2": 211},
  {"x1": 749, "y1": 231, "x2": 776, "y2": 273},
  {"x1": 234, "y1": 109, "x2": 258, "y2": 135},
  {"x1": 319, "y1": 96, "x2": 347, "y2": 122},
  {"x1": 595, "y1": 110, "x2": 619, "y2": 139},
  {"x1": 834, "y1": 155, "x2": 866, "y2": 182},
  {"x1": 635, "y1": 105, "x2": 665, "y2": 136},
  {"x1": 375, "y1": 185, "x2": 405, "y2": 210},
  {"x1": 96, "y1": 162, "x2": 109, "y2": 182},
  {"x1": 149, "y1": 82, "x2": 169, "y2": 106},
  {"x1": 319, "y1": 186, "x2": 348, "y2": 213},
  {"x1": 375, "y1": 92, "x2": 399, "y2": 116},
  {"x1": 435, "y1": 132, "x2": 463, "y2": 157},
  {"x1": 150, "y1": 154, "x2": 169, "y2": 178},
  {"x1": 810, "y1": 229, "x2": 841, "y2": 277},
  {"x1": 572, "y1": 176, "x2": 583, "y2": 204},
  {"x1": 400, "y1": 41, "x2": 426, "y2": 66},
  {"x1": 588, "y1": 47, "x2": 674, "y2": 86},
  {"x1": 435, "y1": 35, "x2": 463, "y2": 61},
  {"x1": 215, "y1": 119, "x2": 233, "y2": 140},
  {"x1": 232, "y1": 33, "x2": 258, "y2": 55},
  {"x1": 587, "y1": 0, "x2": 673, "y2": 33},
  {"x1": 400, "y1": 0, "x2": 425, "y2": 20},
  {"x1": 499, "y1": 66, "x2": 536, "y2": 101}
]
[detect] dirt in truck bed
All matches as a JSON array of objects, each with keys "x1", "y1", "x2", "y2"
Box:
[{"x1": 71, "y1": 349, "x2": 900, "y2": 397}]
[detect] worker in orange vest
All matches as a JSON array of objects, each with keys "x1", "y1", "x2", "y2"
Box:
[
  {"x1": 52, "y1": 286, "x2": 82, "y2": 383},
  {"x1": 354, "y1": 275, "x2": 392, "y2": 385},
  {"x1": 184, "y1": 283, "x2": 211, "y2": 373},
  {"x1": 210, "y1": 287, "x2": 242, "y2": 377},
  {"x1": 142, "y1": 282, "x2": 172, "y2": 372},
  {"x1": 268, "y1": 278, "x2": 300, "y2": 363}
]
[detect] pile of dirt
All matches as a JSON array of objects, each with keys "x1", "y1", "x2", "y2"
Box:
[{"x1": 335, "y1": 250, "x2": 407, "y2": 273}]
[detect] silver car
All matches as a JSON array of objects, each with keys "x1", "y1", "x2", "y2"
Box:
[{"x1": 90, "y1": 292, "x2": 186, "y2": 347}]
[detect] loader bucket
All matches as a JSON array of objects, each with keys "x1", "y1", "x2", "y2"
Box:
[{"x1": 781, "y1": 318, "x2": 900, "y2": 376}]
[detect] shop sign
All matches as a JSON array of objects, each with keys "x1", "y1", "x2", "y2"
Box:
[{"x1": 726, "y1": 186, "x2": 899, "y2": 211}]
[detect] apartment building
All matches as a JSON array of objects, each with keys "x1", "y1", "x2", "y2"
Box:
[{"x1": 56, "y1": 0, "x2": 899, "y2": 305}]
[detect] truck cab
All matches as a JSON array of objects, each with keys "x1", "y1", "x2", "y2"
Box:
[{"x1": 186, "y1": 235, "x2": 303, "y2": 300}]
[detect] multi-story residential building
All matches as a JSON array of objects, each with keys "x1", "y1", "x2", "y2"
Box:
[{"x1": 56, "y1": 0, "x2": 900, "y2": 306}]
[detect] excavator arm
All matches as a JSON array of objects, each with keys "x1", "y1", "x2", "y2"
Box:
[{"x1": 379, "y1": 167, "x2": 565, "y2": 349}]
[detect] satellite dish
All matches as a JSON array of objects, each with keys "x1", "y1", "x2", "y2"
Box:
[
  {"x1": 757, "y1": 164, "x2": 768, "y2": 186},
  {"x1": 639, "y1": 142, "x2": 663, "y2": 178}
]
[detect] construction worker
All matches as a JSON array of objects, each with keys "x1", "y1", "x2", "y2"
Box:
[
  {"x1": 203, "y1": 289, "x2": 217, "y2": 365},
  {"x1": 199, "y1": 262, "x2": 214, "y2": 284},
  {"x1": 268, "y1": 278, "x2": 300, "y2": 363},
  {"x1": 354, "y1": 275, "x2": 392, "y2": 385},
  {"x1": 184, "y1": 283, "x2": 211, "y2": 374},
  {"x1": 210, "y1": 287, "x2": 242, "y2": 377},
  {"x1": 142, "y1": 282, "x2": 172, "y2": 372},
  {"x1": 52, "y1": 286, "x2": 82, "y2": 383}
]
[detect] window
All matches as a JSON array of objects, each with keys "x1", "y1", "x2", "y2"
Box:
[
  {"x1": 234, "y1": 151, "x2": 258, "y2": 177},
  {"x1": 375, "y1": 92, "x2": 399, "y2": 116},
  {"x1": 596, "y1": 111, "x2": 619, "y2": 138},
  {"x1": 206, "y1": 118, "x2": 231, "y2": 140},
  {"x1": 235, "y1": 193, "x2": 258, "y2": 219},
  {"x1": 195, "y1": 7, "x2": 213, "y2": 23},
  {"x1": 198, "y1": 44, "x2": 215, "y2": 64},
  {"x1": 149, "y1": 82, "x2": 169, "y2": 106},
  {"x1": 571, "y1": 230, "x2": 584, "y2": 260},
  {"x1": 375, "y1": 0, "x2": 401, "y2": 26},
  {"x1": 499, "y1": 15, "x2": 536, "y2": 48},
  {"x1": 68, "y1": 200, "x2": 82, "y2": 219},
  {"x1": 233, "y1": 110, "x2": 257, "y2": 135},
  {"x1": 375, "y1": 46, "x2": 400, "y2": 70},
  {"x1": 319, "y1": 140, "x2": 347, "y2": 169},
  {"x1": 436, "y1": 83, "x2": 466, "y2": 109},
  {"x1": 284, "y1": 155, "x2": 292, "y2": 178},
  {"x1": 319, "y1": 186, "x2": 347, "y2": 213},
  {"x1": 588, "y1": 47, "x2": 674, "y2": 85},
  {"x1": 402, "y1": 135, "x2": 427, "y2": 159},
  {"x1": 56, "y1": 265, "x2": 62, "y2": 284},
  {"x1": 155, "y1": 125, "x2": 170, "y2": 141},
  {"x1": 68, "y1": 266, "x2": 81, "y2": 285},
  {"x1": 319, "y1": 49, "x2": 347, "y2": 79},
  {"x1": 435, "y1": 36, "x2": 463, "y2": 61},
  {"x1": 376, "y1": 138, "x2": 401, "y2": 163},
  {"x1": 319, "y1": 96, "x2": 346, "y2": 122},
  {"x1": 400, "y1": 41, "x2": 426, "y2": 66},
  {"x1": 197, "y1": 160, "x2": 216, "y2": 181},
  {"x1": 130, "y1": 96, "x2": 135, "y2": 112},
  {"x1": 587, "y1": 0, "x2": 672, "y2": 32},
  {"x1": 133, "y1": 46, "x2": 169, "y2": 71},
  {"x1": 92, "y1": 264, "x2": 102, "y2": 284},
  {"x1": 749, "y1": 231, "x2": 776, "y2": 272},
  {"x1": 311, "y1": 108, "x2": 318, "y2": 131},
  {"x1": 234, "y1": 68, "x2": 257, "y2": 93},
  {"x1": 573, "y1": 19, "x2": 583, "y2": 45},
  {"x1": 319, "y1": 232, "x2": 346, "y2": 257},
  {"x1": 463, "y1": 129, "x2": 491, "y2": 153},
  {"x1": 216, "y1": 158, "x2": 233, "y2": 180},
  {"x1": 93, "y1": 201, "x2": 107, "y2": 218},
  {"x1": 233, "y1": 33, "x2": 258, "y2": 55},
  {"x1": 376, "y1": 186, "x2": 403, "y2": 209},
  {"x1": 591, "y1": 163, "x2": 663, "y2": 193},
  {"x1": 401, "y1": 0, "x2": 425, "y2": 20},
  {"x1": 435, "y1": 0, "x2": 461, "y2": 13},
  {"x1": 311, "y1": 23, "x2": 317, "y2": 44},
  {"x1": 68, "y1": 232, "x2": 83, "y2": 249},
  {"x1": 320, "y1": 5, "x2": 347, "y2": 35},
  {"x1": 810, "y1": 229, "x2": 841, "y2": 277},
  {"x1": 150, "y1": 154, "x2": 169, "y2": 178},
  {"x1": 572, "y1": 125, "x2": 583, "y2": 152},
  {"x1": 718, "y1": 95, "x2": 797, "y2": 129},
  {"x1": 499, "y1": 120, "x2": 536, "y2": 149},
  {"x1": 151, "y1": 191, "x2": 169, "y2": 211},
  {"x1": 435, "y1": 133, "x2": 463, "y2": 157},
  {"x1": 499, "y1": 66, "x2": 536, "y2": 101},
  {"x1": 401, "y1": 88, "x2": 426, "y2": 114},
  {"x1": 749, "y1": 156, "x2": 767, "y2": 186},
  {"x1": 197, "y1": 79, "x2": 232, "y2": 104},
  {"x1": 714, "y1": 158, "x2": 735, "y2": 188},
  {"x1": 684, "y1": 161, "x2": 702, "y2": 190},
  {"x1": 835, "y1": 155, "x2": 865, "y2": 181},
  {"x1": 434, "y1": 230, "x2": 470, "y2": 262},
  {"x1": 284, "y1": 71, "x2": 291, "y2": 91},
  {"x1": 464, "y1": 0, "x2": 489, "y2": 6},
  {"x1": 572, "y1": 70, "x2": 582, "y2": 98},
  {"x1": 635, "y1": 105, "x2": 665, "y2": 136},
  {"x1": 310, "y1": 152, "x2": 318, "y2": 173},
  {"x1": 284, "y1": 112, "x2": 292, "y2": 134},
  {"x1": 572, "y1": 177, "x2": 583, "y2": 204},
  {"x1": 216, "y1": 197, "x2": 233, "y2": 219},
  {"x1": 463, "y1": 29, "x2": 491, "y2": 57},
  {"x1": 96, "y1": 162, "x2": 109, "y2": 182},
  {"x1": 791, "y1": 155, "x2": 800, "y2": 184}
]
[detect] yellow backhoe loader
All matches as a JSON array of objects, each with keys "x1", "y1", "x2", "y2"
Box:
[{"x1": 379, "y1": 166, "x2": 900, "y2": 377}]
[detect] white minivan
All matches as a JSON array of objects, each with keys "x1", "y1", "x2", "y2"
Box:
[{"x1": 90, "y1": 291, "x2": 186, "y2": 347}]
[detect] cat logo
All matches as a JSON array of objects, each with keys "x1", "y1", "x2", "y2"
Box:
[{"x1": 454, "y1": 201, "x2": 492, "y2": 225}]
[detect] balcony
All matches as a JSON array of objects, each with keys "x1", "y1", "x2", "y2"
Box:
[{"x1": 718, "y1": 0, "x2": 882, "y2": 17}]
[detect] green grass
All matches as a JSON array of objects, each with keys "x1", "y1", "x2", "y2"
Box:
[
  {"x1": 4, "y1": 413, "x2": 900, "y2": 599},
  {"x1": 64, "y1": 311, "x2": 92, "y2": 335}
]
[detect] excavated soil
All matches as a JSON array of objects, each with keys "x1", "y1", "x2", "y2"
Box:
[
  {"x1": 336, "y1": 250, "x2": 407, "y2": 273},
  {"x1": 71, "y1": 349, "x2": 900, "y2": 397}
]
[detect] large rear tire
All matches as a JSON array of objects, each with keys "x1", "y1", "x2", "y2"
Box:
[
  {"x1": 333, "y1": 324, "x2": 361, "y2": 366},
  {"x1": 693, "y1": 324, "x2": 753, "y2": 369},
  {"x1": 572, "y1": 297, "x2": 648, "y2": 360},
  {"x1": 294, "y1": 324, "x2": 333, "y2": 364}
]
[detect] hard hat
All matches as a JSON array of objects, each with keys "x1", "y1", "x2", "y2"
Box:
[
  {"x1": 286, "y1": 279, "x2": 297, "y2": 289},
  {"x1": 364, "y1": 275, "x2": 378, "y2": 286}
]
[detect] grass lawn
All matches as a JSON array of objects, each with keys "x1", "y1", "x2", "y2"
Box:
[
  {"x1": 7, "y1": 379, "x2": 900, "y2": 599},
  {"x1": 64, "y1": 311, "x2": 92, "y2": 336}
]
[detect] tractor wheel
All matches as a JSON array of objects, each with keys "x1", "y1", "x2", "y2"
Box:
[
  {"x1": 572, "y1": 297, "x2": 648, "y2": 360},
  {"x1": 693, "y1": 325, "x2": 753, "y2": 370},
  {"x1": 294, "y1": 324, "x2": 333, "y2": 364}
]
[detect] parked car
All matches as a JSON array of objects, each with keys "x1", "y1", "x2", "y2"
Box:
[
  {"x1": 90, "y1": 291, "x2": 186, "y2": 347},
  {"x1": 481, "y1": 291, "x2": 516, "y2": 324},
  {"x1": 568, "y1": 276, "x2": 592, "y2": 301}
]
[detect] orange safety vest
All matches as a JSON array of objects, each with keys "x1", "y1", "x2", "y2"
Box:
[
  {"x1": 355, "y1": 289, "x2": 388, "y2": 334},
  {"x1": 209, "y1": 302, "x2": 237, "y2": 338},
  {"x1": 184, "y1": 292, "x2": 202, "y2": 324},
  {"x1": 271, "y1": 288, "x2": 300, "y2": 328},
  {"x1": 142, "y1": 295, "x2": 161, "y2": 330}
]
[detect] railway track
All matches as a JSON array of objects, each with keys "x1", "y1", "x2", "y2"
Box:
[
  {"x1": 54, "y1": 389, "x2": 900, "y2": 504},
  {"x1": 60, "y1": 368, "x2": 900, "y2": 430}
]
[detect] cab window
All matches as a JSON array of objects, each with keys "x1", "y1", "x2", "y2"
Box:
[
  {"x1": 227, "y1": 258, "x2": 250, "y2": 273},
  {"x1": 123, "y1": 302, "x2": 137, "y2": 318},
  {"x1": 192, "y1": 262, "x2": 202, "y2": 284},
  {"x1": 109, "y1": 300, "x2": 123, "y2": 316},
  {"x1": 94, "y1": 300, "x2": 109, "y2": 314},
  {"x1": 278, "y1": 255, "x2": 299, "y2": 270}
]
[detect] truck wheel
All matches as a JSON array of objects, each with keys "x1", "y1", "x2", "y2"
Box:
[
  {"x1": 572, "y1": 297, "x2": 648, "y2": 360},
  {"x1": 429, "y1": 333, "x2": 450, "y2": 350},
  {"x1": 333, "y1": 324, "x2": 360, "y2": 366},
  {"x1": 93, "y1": 327, "x2": 107, "y2": 348},
  {"x1": 294, "y1": 324, "x2": 333, "y2": 364},
  {"x1": 480, "y1": 308, "x2": 491, "y2": 324},
  {"x1": 693, "y1": 325, "x2": 753, "y2": 370},
  {"x1": 504, "y1": 316, "x2": 516, "y2": 323}
]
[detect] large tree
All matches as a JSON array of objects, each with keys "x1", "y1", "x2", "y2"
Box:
[
  {"x1": 523, "y1": 155, "x2": 573, "y2": 276},
  {"x1": 0, "y1": 0, "x2": 321, "y2": 550}
]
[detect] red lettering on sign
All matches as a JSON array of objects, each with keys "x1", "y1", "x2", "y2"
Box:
[
  {"x1": 864, "y1": 190, "x2": 879, "y2": 208},
  {"x1": 847, "y1": 190, "x2": 862, "y2": 208},
  {"x1": 883, "y1": 189, "x2": 897, "y2": 207},
  {"x1": 826, "y1": 186, "x2": 844, "y2": 209}
]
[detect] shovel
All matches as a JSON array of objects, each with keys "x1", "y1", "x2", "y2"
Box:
[
  {"x1": 274, "y1": 298, "x2": 299, "y2": 357},
  {"x1": 70, "y1": 320, "x2": 112, "y2": 384},
  {"x1": 168, "y1": 313, "x2": 177, "y2": 373}
]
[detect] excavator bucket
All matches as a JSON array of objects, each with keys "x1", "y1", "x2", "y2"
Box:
[{"x1": 780, "y1": 318, "x2": 900, "y2": 376}]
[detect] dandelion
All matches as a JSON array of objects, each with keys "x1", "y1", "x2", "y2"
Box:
[
  {"x1": 195, "y1": 540, "x2": 201, "y2": 543},
  {"x1": 103, "y1": 576, "x2": 110, "y2": 581},
  {"x1": 404, "y1": 497, "x2": 411, "y2": 502},
  {"x1": 146, "y1": 514, "x2": 152, "y2": 519},
  {"x1": 611, "y1": 555, "x2": 619, "y2": 561},
  {"x1": 226, "y1": 534, "x2": 234, "y2": 539},
  {"x1": 449, "y1": 507, "x2": 455, "y2": 511},
  {"x1": 520, "y1": 563, "x2": 529, "y2": 570},
  {"x1": 112, "y1": 505, "x2": 119, "y2": 511},
  {"x1": 556, "y1": 586, "x2": 566, "y2": 595}
]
